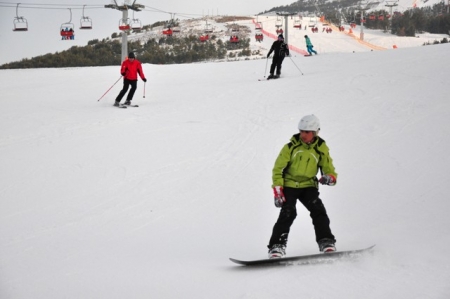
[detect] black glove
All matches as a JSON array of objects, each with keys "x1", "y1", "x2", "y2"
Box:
[
  {"x1": 319, "y1": 175, "x2": 336, "y2": 186},
  {"x1": 143, "y1": 78, "x2": 147, "y2": 82},
  {"x1": 121, "y1": 72, "x2": 126, "y2": 76}
]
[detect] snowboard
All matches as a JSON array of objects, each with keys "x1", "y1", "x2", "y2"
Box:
[{"x1": 229, "y1": 245, "x2": 375, "y2": 266}]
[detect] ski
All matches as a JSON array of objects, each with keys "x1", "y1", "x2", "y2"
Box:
[
  {"x1": 115, "y1": 104, "x2": 139, "y2": 108},
  {"x1": 259, "y1": 77, "x2": 280, "y2": 81},
  {"x1": 230, "y1": 245, "x2": 375, "y2": 266}
]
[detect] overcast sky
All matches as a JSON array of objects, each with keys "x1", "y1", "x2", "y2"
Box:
[{"x1": 0, "y1": 0, "x2": 292, "y2": 65}]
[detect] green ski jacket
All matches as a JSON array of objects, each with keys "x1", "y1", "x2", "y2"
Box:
[{"x1": 272, "y1": 134, "x2": 337, "y2": 188}]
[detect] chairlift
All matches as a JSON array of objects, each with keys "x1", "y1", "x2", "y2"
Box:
[
  {"x1": 255, "y1": 22, "x2": 263, "y2": 30},
  {"x1": 308, "y1": 16, "x2": 316, "y2": 27},
  {"x1": 204, "y1": 21, "x2": 214, "y2": 33},
  {"x1": 255, "y1": 33, "x2": 263, "y2": 42},
  {"x1": 231, "y1": 22, "x2": 240, "y2": 32},
  {"x1": 293, "y1": 18, "x2": 301, "y2": 28},
  {"x1": 229, "y1": 35, "x2": 239, "y2": 43},
  {"x1": 60, "y1": 9, "x2": 75, "y2": 40},
  {"x1": 275, "y1": 16, "x2": 283, "y2": 28},
  {"x1": 276, "y1": 28, "x2": 283, "y2": 34},
  {"x1": 119, "y1": 18, "x2": 131, "y2": 31},
  {"x1": 368, "y1": 14, "x2": 376, "y2": 20},
  {"x1": 162, "y1": 28, "x2": 173, "y2": 36},
  {"x1": 79, "y1": 5, "x2": 92, "y2": 29},
  {"x1": 199, "y1": 35, "x2": 209, "y2": 42},
  {"x1": 13, "y1": 4, "x2": 28, "y2": 32},
  {"x1": 166, "y1": 14, "x2": 180, "y2": 34},
  {"x1": 130, "y1": 19, "x2": 142, "y2": 30},
  {"x1": 130, "y1": 11, "x2": 142, "y2": 31}
]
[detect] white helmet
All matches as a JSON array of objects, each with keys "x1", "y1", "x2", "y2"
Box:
[{"x1": 298, "y1": 114, "x2": 320, "y2": 131}]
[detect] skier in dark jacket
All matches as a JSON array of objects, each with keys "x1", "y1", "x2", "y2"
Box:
[{"x1": 266, "y1": 34, "x2": 290, "y2": 79}]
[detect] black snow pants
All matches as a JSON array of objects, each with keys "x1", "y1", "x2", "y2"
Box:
[
  {"x1": 269, "y1": 56, "x2": 285, "y2": 75},
  {"x1": 268, "y1": 187, "x2": 335, "y2": 249},
  {"x1": 115, "y1": 79, "x2": 137, "y2": 103}
]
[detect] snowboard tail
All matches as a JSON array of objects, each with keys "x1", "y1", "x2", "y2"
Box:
[{"x1": 230, "y1": 245, "x2": 375, "y2": 266}]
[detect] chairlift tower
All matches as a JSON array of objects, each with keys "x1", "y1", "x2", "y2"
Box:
[
  {"x1": 356, "y1": 1, "x2": 372, "y2": 41},
  {"x1": 276, "y1": 12, "x2": 296, "y2": 46},
  {"x1": 105, "y1": 0, "x2": 144, "y2": 62},
  {"x1": 385, "y1": 1, "x2": 399, "y2": 30}
]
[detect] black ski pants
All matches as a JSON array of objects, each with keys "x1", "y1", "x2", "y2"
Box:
[
  {"x1": 115, "y1": 79, "x2": 137, "y2": 103},
  {"x1": 268, "y1": 187, "x2": 335, "y2": 248},
  {"x1": 269, "y1": 56, "x2": 284, "y2": 75}
]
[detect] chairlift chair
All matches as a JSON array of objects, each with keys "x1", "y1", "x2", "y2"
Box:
[
  {"x1": 162, "y1": 28, "x2": 173, "y2": 36},
  {"x1": 229, "y1": 35, "x2": 239, "y2": 43},
  {"x1": 60, "y1": 23, "x2": 75, "y2": 39},
  {"x1": 12, "y1": 4, "x2": 28, "y2": 32},
  {"x1": 275, "y1": 16, "x2": 282, "y2": 28},
  {"x1": 13, "y1": 17, "x2": 28, "y2": 31},
  {"x1": 60, "y1": 9, "x2": 75, "y2": 40},
  {"x1": 255, "y1": 22, "x2": 263, "y2": 30},
  {"x1": 79, "y1": 5, "x2": 92, "y2": 29},
  {"x1": 204, "y1": 24, "x2": 213, "y2": 33},
  {"x1": 199, "y1": 35, "x2": 209, "y2": 42},
  {"x1": 255, "y1": 33, "x2": 263, "y2": 42},
  {"x1": 130, "y1": 18, "x2": 142, "y2": 31},
  {"x1": 80, "y1": 17, "x2": 93, "y2": 30},
  {"x1": 119, "y1": 18, "x2": 131, "y2": 31}
]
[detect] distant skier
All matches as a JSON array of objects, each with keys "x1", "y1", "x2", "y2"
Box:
[
  {"x1": 266, "y1": 34, "x2": 290, "y2": 79},
  {"x1": 305, "y1": 35, "x2": 318, "y2": 55},
  {"x1": 268, "y1": 115, "x2": 337, "y2": 258},
  {"x1": 114, "y1": 52, "x2": 147, "y2": 107}
]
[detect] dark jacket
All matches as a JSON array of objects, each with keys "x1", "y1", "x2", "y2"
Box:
[{"x1": 268, "y1": 40, "x2": 290, "y2": 57}]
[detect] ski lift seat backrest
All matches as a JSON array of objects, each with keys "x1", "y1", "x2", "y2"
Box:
[
  {"x1": 80, "y1": 16, "x2": 92, "y2": 30},
  {"x1": 13, "y1": 17, "x2": 28, "y2": 31},
  {"x1": 131, "y1": 19, "x2": 142, "y2": 30}
]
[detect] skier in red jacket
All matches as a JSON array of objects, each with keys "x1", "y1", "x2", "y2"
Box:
[{"x1": 114, "y1": 52, "x2": 146, "y2": 106}]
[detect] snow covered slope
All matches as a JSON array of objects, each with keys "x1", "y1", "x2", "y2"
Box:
[{"x1": 0, "y1": 38, "x2": 449, "y2": 298}]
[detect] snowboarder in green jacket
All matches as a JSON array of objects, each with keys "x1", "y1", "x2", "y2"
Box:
[
  {"x1": 268, "y1": 115, "x2": 337, "y2": 258},
  {"x1": 305, "y1": 35, "x2": 318, "y2": 55}
]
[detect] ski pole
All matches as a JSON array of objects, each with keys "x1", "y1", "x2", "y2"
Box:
[
  {"x1": 264, "y1": 56, "x2": 269, "y2": 78},
  {"x1": 143, "y1": 82, "x2": 146, "y2": 98},
  {"x1": 97, "y1": 75, "x2": 122, "y2": 101},
  {"x1": 289, "y1": 56, "x2": 304, "y2": 75}
]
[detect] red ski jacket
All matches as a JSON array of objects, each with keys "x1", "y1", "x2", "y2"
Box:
[{"x1": 120, "y1": 59, "x2": 146, "y2": 81}]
